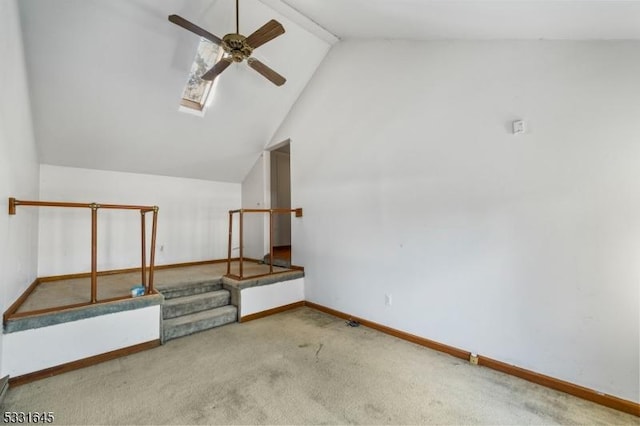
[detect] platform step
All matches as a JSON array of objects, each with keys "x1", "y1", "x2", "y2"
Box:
[
  {"x1": 159, "y1": 280, "x2": 222, "y2": 300},
  {"x1": 163, "y1": 290, "x2": 230, "y2": 319},
  {"x1": 163, "y1": 305, "x2": 237, "y2": 342}
]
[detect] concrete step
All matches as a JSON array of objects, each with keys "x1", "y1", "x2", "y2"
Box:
[
  {"x1": 159, "y1": 280, "x2": 222, "y2": 300},
  {"x1": 163, "y1": 290, "x2": 230, "y2": 319},
  {"x1": 163, "y1": 305, "x2": 237, "y2": 342}
]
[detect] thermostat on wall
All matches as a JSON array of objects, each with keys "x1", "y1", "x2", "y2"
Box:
[{"x1": 512, "y1": 120, "x2": 526, "y2": 134}]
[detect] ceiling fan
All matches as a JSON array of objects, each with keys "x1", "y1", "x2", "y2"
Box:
[{"x1": 169, "y1": 0, "x2": 286, "y2": 86}]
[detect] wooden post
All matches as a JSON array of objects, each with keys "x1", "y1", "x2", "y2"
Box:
[
  {"x1": 239, "y1": 210, "x2": 244, "y2": 279},
  {"x1": 227, "y1": 211, "x2": 233, "y2": 276},
  {"x1": 140, "y1": 211, "x2": 147, "y2": 291},
  {"x1": 269, "y1": 210, "x2": 274, "y2": 274},
  {"x1": 8, "y1": 198, "x2": 17, "y2": 215},
  {"x1": 148, "y1": 207, "x2": 158, "y2": 294},
  {"x1": 90, "y1": 203, "x2": 99, "y2": 303}
]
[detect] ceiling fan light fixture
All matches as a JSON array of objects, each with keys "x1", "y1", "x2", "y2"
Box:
[{"x1": 168, "y1": 0, "x2": 287, "y2": 89}]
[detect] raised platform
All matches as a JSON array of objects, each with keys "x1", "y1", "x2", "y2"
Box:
[
  {"x1": 2, "y1": 260, "x2": 305, "y2": 383},
  {"x1": 5, "y1": 260, "x2": 304, "y2": 332},
  {"x1": 14, "y1": 261, "x2": 295, "y2": 314}
]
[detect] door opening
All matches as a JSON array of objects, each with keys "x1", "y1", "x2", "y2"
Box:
[{"x1": 270, "y1": 141, "x2": 291, "y2": 263}]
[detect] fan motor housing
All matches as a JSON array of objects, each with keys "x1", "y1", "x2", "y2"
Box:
[{"x1": 222, "y1": 33, "x2": 253, "y2": 62}]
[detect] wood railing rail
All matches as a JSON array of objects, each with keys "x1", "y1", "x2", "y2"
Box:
[
  {"x1": 8, "y1": 198, "x2": 159, "y2": 303},
  {"x1": 227, "y1": 208, "x2": 303, "y2": 280}
]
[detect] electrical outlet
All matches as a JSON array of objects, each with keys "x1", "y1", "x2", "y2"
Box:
[
  {"x1": 385, "y1": 294, "x2": 392, "y2": 306},
  {"x1": 469, "y1": 353, "x2": 479, "y2": 365}
]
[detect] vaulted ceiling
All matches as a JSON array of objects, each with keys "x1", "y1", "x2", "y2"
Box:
[
  {"x1": 17, "y1": 0, "x2": 640, "y2": 182},
  {"x1": 18, "y1": 0, "x2": 331, "y2": 182}
]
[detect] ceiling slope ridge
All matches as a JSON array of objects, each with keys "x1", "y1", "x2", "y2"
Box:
[
  {"x1": 259, "y1": 0, "x2": 340, "y2": 45},
  {"x1": 338, "y1": 36, "x2": 640, "y2": 42},
  {"x1": 280, "y1": 0, "x2": 640, "y2": 41}
]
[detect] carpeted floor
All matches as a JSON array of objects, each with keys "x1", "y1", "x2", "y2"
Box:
[{"x1": 3, "y1": 307, "x2": 637, "y2": 425}]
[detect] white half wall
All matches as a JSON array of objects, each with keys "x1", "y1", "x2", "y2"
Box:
[
  {"x1": 0, "y1": 0, "x2": 40, "y2": 374},
  {"x1": 240, "y1": 278, "x2": 304, "y2": 318},
  {"x1": 38, "y1": 165, "x2": 240, "y2": 276},
  {"x1": 1, "y1": 306, "x2": 160, "y2": 378},
  {"x1": 271, "y1": 40, "x2": 640, "y2": 402}
]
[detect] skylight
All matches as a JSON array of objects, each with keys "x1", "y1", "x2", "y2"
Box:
[{"x1": 180, "y1": 38, "x2": 223, "y2": 112}]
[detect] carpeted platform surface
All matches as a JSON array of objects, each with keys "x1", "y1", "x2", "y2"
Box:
[{"x1": 17, "y1": 261, "x2": 291, "y2": 313}]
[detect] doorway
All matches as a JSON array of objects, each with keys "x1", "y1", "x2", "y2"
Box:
[{"x1": 270, "y1": 141, "x2": 291, "y2": 263}]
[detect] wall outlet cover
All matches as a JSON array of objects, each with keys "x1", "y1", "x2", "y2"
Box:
[{"x1": 512, "y1": 120, "x2": 526, "y2": 134}]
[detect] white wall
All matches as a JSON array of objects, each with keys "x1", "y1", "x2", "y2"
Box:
[
  {"x1": 38, "y1": 165, "x2": 240, "y2": 276},
  {"x1": 0, "y1": 0, "x2": 40, "y2": 374},
  {"x1": 241, "y1": 154, "x2": 269, "y2": 259},
  {"x1": 1, "y1": 306, "x2": 160, "y2": 377},
  {"x1": 270, "y1": 40, "x2": 640, "y2": 402}
]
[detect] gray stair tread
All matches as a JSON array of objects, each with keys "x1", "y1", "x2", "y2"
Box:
[
  {"x1": 160, "y1": 280, "x2": 222, "y2": 299},
  {"x1": 162, "y1": 289, "x2": 230, "y2": 319},
  {"x1": 164, "y1": 305, "x2": 237, "y2": 328},
  {"x1": 158, "y1": 279, "x2": 221, "y2": 292},
  {"x1": 164, "y1": 290, "x2": 229, "y2": 307}
]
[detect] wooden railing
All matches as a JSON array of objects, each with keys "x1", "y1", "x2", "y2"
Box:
[
  {"x1": 226, "y1": 208, "x2": 302, "y2": 280},
  {"x1": 8, "y1": 198, "x2": 159, "y2": 303}
]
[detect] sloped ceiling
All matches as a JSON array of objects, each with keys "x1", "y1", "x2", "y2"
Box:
[
  {"x1": 285, "y1": 0, "x2": 640, "y2": 40},
  {"x1": 18, "y1": 0, "x2": 330, "y2": 182},
  {"x1": 18, "y1": 1, "x2": 640, "y2": 183}
]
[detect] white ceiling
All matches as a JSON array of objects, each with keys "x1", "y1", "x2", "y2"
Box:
[
  {"x1": 285, "y1": 0, "x2": 640, "y2": 40},
  {"x1": 17, "y1": 0, "x2": 640, "y2": 183}
]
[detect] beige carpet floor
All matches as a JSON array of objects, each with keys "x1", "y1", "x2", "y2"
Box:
[{"x1": 3, "y1": 307, "x2": 637, "y2": 425}]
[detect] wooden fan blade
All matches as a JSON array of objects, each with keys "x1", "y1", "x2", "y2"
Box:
[
  {"x1": 202, "y1": 58, "x2": 232, "y2": 81},
  {"x1": 245, "y1": 20, "x2": 285, "y2": 49},
  {"x1": 168, "y1": 14, "x2": 222, "y2": 45},
  {"x1": 247, "y1": 58, "x2": 286, "y2": 86}
]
